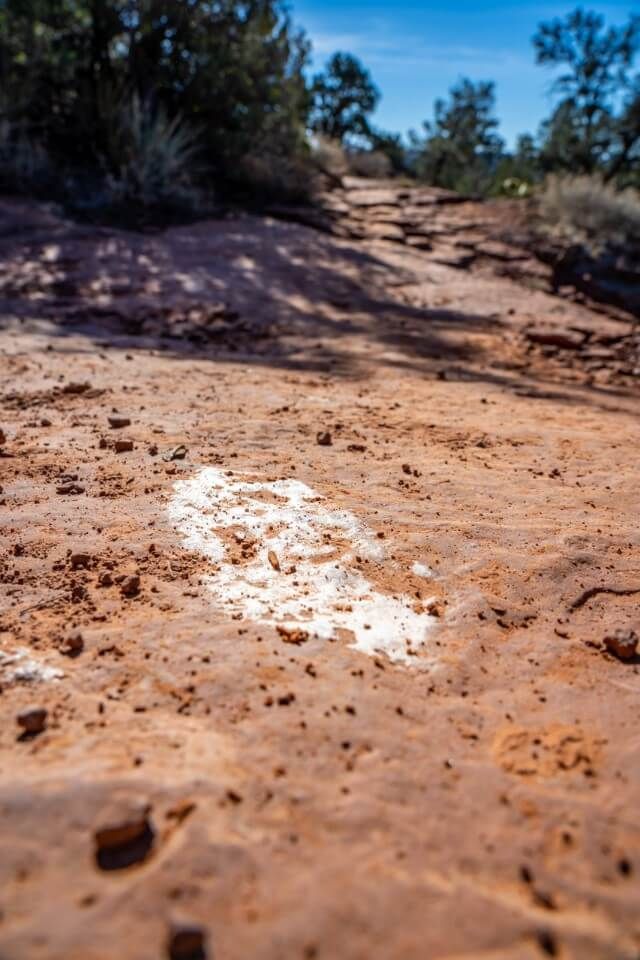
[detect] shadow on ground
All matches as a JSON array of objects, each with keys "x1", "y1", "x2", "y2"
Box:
[{"x1": 0, "y1": 196, "x2": 636, "y2": 412}]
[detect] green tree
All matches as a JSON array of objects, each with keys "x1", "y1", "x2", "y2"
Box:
[
  {"x1": 415, "y1": 78, "x2": 504, "y2": 194},
  {"x1": 534, "y1": 8, "x2": 640, "y2": 180},
  {"x1": 311, "y1": 52, "x2": 379, "y2": 143},
  {"x1": 367, "y1": 128, "x2": 408, "y2": 174},
  {"x1": 0, "y1": 0, "x2": 311, "y2": 195},
  {"x1": 492, "y1": 133, "x2": 541, "y2": 192}
]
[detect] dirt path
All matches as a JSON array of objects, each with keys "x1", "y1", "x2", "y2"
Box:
[{"x1": 1, "y1": 191, "x2": 639, "y2": 960}]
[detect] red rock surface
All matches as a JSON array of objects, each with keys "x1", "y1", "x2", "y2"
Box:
[{"x1": 1, "y1": 188, "x2": 639, "y2": 960}]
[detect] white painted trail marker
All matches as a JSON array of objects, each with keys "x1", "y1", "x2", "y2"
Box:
[
  {"x1": 0, "y1": 648, "x2": 64, "y2": 684},
  {"x1": 168, "y1": 467, "x2": 438, "y2": 664}
]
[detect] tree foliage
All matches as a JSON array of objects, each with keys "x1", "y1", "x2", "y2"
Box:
[
  {"x1": 0, "y1": 3, "x2": 639, "y2": 209},
  {"x1": 534, "y1": 8, "x2": 640, "y2": 180},
  {"x1": 415, "y1": 79, "x2": 504, "y2": 193},
  {"x1": 0, "y1": 0, "x2": 310, "y2": 200},
  {"x1": 311, "y1": 52, "x2": 379, "y2": 143},
  {"x1": 491, "y1": 134, "x2": 540, "y2": 194},
  {"x1": 367, "y1": 129, "x2": 409, "y2": 174}
]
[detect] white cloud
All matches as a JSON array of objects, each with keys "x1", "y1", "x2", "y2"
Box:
[{"x1": 308, "y1": 24, "x2": 533, "y2": 75}]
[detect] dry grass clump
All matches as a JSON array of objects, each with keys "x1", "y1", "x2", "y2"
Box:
[
  {"x1": 346, "y1": 149, "x2": 392, "y2": 179},
  {"x1": 539, "y1": 175, "x2": 640, "y2": 253},
  {"x1": 311, "y1": 136, "x2": 395, "y2": 184},
  {"x1": 310, "y1": 136, "x2": 349, "y2": 181},
  {"x1": 237, "y1": 151, "x2": 314, "y2": 203},
  {"x1": 104, "y1": 96, "x2": 200, "y2": 210}
]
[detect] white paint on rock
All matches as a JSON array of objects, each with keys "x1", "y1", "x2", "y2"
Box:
[
  {"x1": 0, "y1": 648, "x2": 64, "y2": 683},
  {"x1": 168, "y1": 467, "x2": 438, "y2": 664}
]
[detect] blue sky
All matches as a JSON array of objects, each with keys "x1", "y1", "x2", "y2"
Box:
[{"x1": 294, "y1": 0, "x2": 636, "y2": 146}]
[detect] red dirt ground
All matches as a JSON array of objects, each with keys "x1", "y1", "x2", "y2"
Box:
[{"x1": 1, "y1": 187, "x2": 639, "y2": 960}]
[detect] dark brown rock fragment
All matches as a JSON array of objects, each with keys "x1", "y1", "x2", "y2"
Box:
[
  {"x1": 120, "y1": 574, "x2": 140, "y2": 598},
  {"x1": 94, "y1": 810, "x2": 155, "y2": 871},
  {"x1": 604, "y1": 628, "x2": 638, "y2": 661},
  {"x1": 17, "y1": 707, "x2": 47, "y2": 736},
  {"x1": 114, "y1": 439, "x2": 134, "y2": 453},
  {"x1": 167, "y1": 922, "x2": 208, "y2": 960}
]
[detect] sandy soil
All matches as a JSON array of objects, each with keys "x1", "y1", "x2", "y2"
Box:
[{"x1": 1, "y1": 187, "x2": 639, "y2": 960}]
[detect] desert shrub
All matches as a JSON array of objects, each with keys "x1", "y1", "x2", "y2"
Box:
[
  {"x1": 367, "y1": 130, "x2": 410, "y2": 175},
  {"x1": 237, "y1": 150, "x2": 314, "y2": 204},
  {"x1": 102, "y1": 96, "x2": 200, "y2": 210},
  {"x1": 310, "y1": 136, "x2": 349, "y2": 181},
  {"x1": 539, "y1": 175, "x2": 640, "y2": 252},
  {"x1": 346, "y1": 149, "x2": 392, "y2": 179},
  {"x1": 0, "y1": 120, "x2": 53, "y2": 193},
  {"x1": 312, "y1": 137, "x2": 394, "y2": 181}
]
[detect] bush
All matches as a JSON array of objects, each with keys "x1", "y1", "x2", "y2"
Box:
[
  {"x1": 0, "y1": 120, "x2": 53, "y2": 193},
  {"x1": 538, "y1": 175, "x2": 640, "y2": 253},
  {"x1": 346, "y1": 149, "x2": 392, "y2": 179},
  {"x1": 311, "y1": 136, "x2": 349, "y2": 181},
  {"x1": 103, "y1": 96, "x2": 200, "y2": 211},
  {"x1": 310, "y1": 138, "x2": 394, "y2": 184},
  {"x1": 415, "y1": 79, "x2": 504, "y2": 195},
  {"x1": 237, "y1": 150, "x2": 314, "y2": 204}
]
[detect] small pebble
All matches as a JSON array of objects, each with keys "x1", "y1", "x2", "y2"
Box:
[
  {"x1": 114, "y1": 439, "x2": 134, "y2": 453},
  {"x1": 604, "y1": 628, "x2": 638, "y2": 661},
  {"x1": 167, "y1": 922, "x2": 207, "y2": 960},
  {"x1": 94, "y1": 810, "x2": 154, "y2": 870},
  {"x1": 164, "y1": 445, "x2": 188, "y2": 462},
  {"x1": 56, "y1": 483, "x2": 85, "y2": 495},
  {"x1": 17, "y1": 707, "x2": 47, "y2": 736},
  {"x1": 62, "y1": 633, "x2": 84, "y2": 656},
  {"x1": 70, "y1": 552, "x2": 91, "y2": 570},
  {"x1": 121, "y1": 574, "x2": 141, "y2": 597}
]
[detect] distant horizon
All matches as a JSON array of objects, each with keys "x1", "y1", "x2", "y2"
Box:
[{"x1": 296, "y1": 0, "x2": 636, "y2": 148}]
